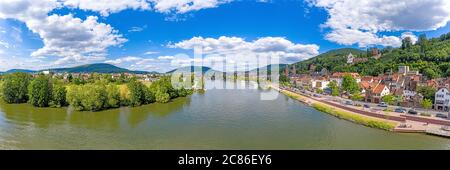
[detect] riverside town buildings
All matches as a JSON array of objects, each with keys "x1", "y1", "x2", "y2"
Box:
[{"x1": 288, "y1": 63, "x2": 449, "y2": 110}]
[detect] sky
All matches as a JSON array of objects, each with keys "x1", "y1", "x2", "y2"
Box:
[{"x1": 0, "y1": 0, "x2": 450, "y2": 73}]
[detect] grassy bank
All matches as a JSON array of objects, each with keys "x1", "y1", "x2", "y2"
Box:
[
  {"x1": 280, "y1": 89, "x2": 396, "y2": 131},
  {"x1": 312, "y1": 103, "x2": 396, "y2": 131}
]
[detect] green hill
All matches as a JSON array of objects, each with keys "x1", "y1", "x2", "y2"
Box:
[
  {"x1": 48, "y1": 63, "x2": 131, "y2": 73},
  {"x1": 289, "y1": 32, "x2": 450, "y2": 78}
]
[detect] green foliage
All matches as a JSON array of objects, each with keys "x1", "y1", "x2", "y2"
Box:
[
  {"x1": 155, "y1": 91, "x2": 170, "y2": 103},
  {"x1": 279, "y1": 74, "x2": 290, "y2": 83},
  {"x1": 127, "y1": 80, "x2": 146, "y2": 107},
  {"x1": 421, "y1": 99, "x2": 433, "y2": 110},
  {"x1": 28, "y1": 75, "x2": 52, "y2": 107},
  {"x1": 1, "y1": 72, "x2": 31, "y2": 103},
  {"x1": 417, "y1": 86, "x2": 437, "y2": 102},
  {"x1": 290, "y1": 32, "x2": 450, "y2": 77},
  {"x1": 342, "y1": 75, "x2": 359, "y2": 94},
  {"x1": 67, "y1": 84, "x2": 107, "y2": 111},
  {"x1": 51, "y1": 84, "x2": 67, "y2": 108},
  {"x1": 328, "y1": 80, "x2": 340, "y2": 96},
  {"x1": 105, "y1": 85, "x2": 120, "y2": 108},
  {"x1": 381, "y1": 94, "x2": 396, "y2": 105},
  {"x1": 351, "y1": 93, "x2": 364, "y2": 101}
]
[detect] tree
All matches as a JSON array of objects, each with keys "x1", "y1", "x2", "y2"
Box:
[
  {"x1": 1, "y1": 72, "x2": 31, "y2": 103},
  {"x1": 342, "y1": 75, "x2": 359, "y2": 94},
  {"x1": 381, "y1": 94, "x2": 396, "y2": 105},
  {"x1": 423, "y1": 68, "x2": 439, "y2": 79},
  {"x1": 105, "y1": 85, "x2": 120, "y2": 108},
  {"x1": 28, "y1": 75, "x2": 52, "y2": 107},
  {"x1": 351, "y1": 93, "x2": 364, "y2": 101},
  {"x1": 418, "y1": 34, "x2": 428, "y2": 54},
  {"x1": 155, "y1": 90, "x2": 170, "y2": 103},
  {"x1": 401, "y1": 37, "x2": 413, "y2": 50},
  {"x1": 127, "y1": 80, "x2": 146, "y2": 107},
  {"x1": 51, "y1": 84, "x2": 67, "y2": 107},
  {"x1": 421, "y1": 99, "x2": 433, "y2": 110},
  {"x1": 417, "y1": 86, "x2": 436, "y2": 102},
  {"x1": 327, "y1": 80, "x2": 340, "y2": 96}
]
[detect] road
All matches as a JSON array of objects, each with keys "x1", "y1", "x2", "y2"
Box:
[{"x1": 285, "y1": 86, "x2": 449, "y2": 117}]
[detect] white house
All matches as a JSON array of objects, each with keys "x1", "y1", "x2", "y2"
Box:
[
  {"x1": 435, "y1": 88, "x2": 450, "y2": 111},
  {"x1": 347, "y1": 53, "x2": 354, "y2": 64},
  {"x1": 311, "y1": 77, "x2": 330, "y2": 90}
]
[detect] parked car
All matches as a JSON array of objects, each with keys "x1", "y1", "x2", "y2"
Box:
[
  {"x1": 378, "y1": 102, "x2": 388, "y2": 107},
  {"x1": 313, "y1": 94, "x2": 321, "y2": 98},
  {"x1": 363, "y1": 104, "x2": 370, "y2": 108},
  {"x1": 345, "y1": 101, "x2": 353, "y2": 105},
  {"x1": 408, "y1": 109, "x2": 418, "y2": 115},
  {"x1": 436, "y1": 113, "x2": 449, "y2": 119},
  {"x1": 394, "y1": 108, "x2": 407, "y2": 113}
]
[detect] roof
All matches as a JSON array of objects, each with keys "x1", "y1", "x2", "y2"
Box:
[
  {"x1": 372, "y1": 84, "x2": 387, "y2": 94},
  {"x1": 331, "y1": 72, "x2": 360, "y2": 78},
  {"x1": 359, "y1": 81, "x2": 371, "y2": 89}
]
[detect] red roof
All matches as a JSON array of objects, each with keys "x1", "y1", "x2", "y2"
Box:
[{"x1": 372, "y1": 84, "x2": 387, "y2": 94}]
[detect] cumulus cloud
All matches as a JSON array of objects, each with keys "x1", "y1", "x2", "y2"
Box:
[
  {"x1": 62, "y1": 0, "x2": 151, "y2": 16},
  {"x1": 170, "y1": 36, "x2": 319, "y2": 63},
  {"x1": 0, "y1": 0, "x2": 126, "y2": 67},
  {"x1": 308, "y1": 0, "x2": 450, "y2": 47},
  {"x1": 150, "y1": 0, "x2": 232, "y2": 13},
  {"x1": 105, "y1": 56, "x2": 142, "y2": 64}
]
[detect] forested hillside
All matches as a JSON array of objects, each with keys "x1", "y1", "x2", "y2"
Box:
[{"x1": 291, "y1": 32, "x2": 450, "y2": 78}]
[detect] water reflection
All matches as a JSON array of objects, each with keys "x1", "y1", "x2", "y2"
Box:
[{"x1": 0, "y1": 96, "x2": 191, "y2": 130}]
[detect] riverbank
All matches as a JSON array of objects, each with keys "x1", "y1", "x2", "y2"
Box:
[
  {"x1": 280, "y1": 90, "x2": 397, "y2": 131},
  {"x1": 276, "y1": 86, "x2": 450, "y2": 139}
]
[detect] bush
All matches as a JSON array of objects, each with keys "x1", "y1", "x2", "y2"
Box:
[
  {"x1": 51, "y1": 84, "x2": 67, "y2": 107},
  {"x1": 2, "y1": 72, "x2": 31, "y2": 103},
  {"x1": 105, "y1": 85, "x2": 120, "y2": 108},
  {"x1": 155, "y1": 91, "x2": 170, "y2": 103},
  {"x1": 67, "y1": 84, "x2": 107, "y2": 111},
  {"x1": 127, "y1": 80, "x2": 146, "y2": 107},
  {"x1": 28, "y1": 75, "x2": 52, "y2": 107},
  {"x1": 420, "y1": 113, "x2": 431, "y2": 117}
]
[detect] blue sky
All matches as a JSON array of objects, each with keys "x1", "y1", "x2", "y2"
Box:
[{"x1": 1, "y1": 0, "x2": 450, "y2": 72}]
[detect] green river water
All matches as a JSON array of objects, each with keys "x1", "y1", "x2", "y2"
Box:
[{"x1": 0, "y1": 82, "x2": 449, "y2": 149}]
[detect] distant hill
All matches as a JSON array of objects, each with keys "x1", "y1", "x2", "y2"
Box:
[
  {"x1": 288, "y1": 31, "x2": 450, "y2": 78},
  {"x1": 288, "y1": 48, "x2": 365, "y2": 74},
  {"x1": 2, "y1": 63, "x2": 159, "y2": 74},
  {"x1": 4, "y1": 69, "x2": 36, "y2": 74},
  {"x1": 166, "y1": 66, "x2": 214, "y2": 74}
]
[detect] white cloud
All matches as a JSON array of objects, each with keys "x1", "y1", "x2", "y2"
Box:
[
  {"x1": 144, "y1": 51, "x2": 159, "y2": 55},
  {"x1": 308, "y1": 0, "x2": 450, "y2": 47},
  {"x1": 400, "y1": 32, "x2": 418, "y2": 44},
  {"x1": 62, "y1": 0, "x2": 151, "y2": 16},
  {"x1": 170, "y1": 36, "x2": 319, "y2": 63},
  {"x1": 151, "y1": 0, "x2": 232, "y2": 13},
  {"x1": 0, "y1": 0, "x2": 126, "y2": 67},
  {"x1": 158, "y1": 55, "x2": 175, "y2": 60},
  {"x1": 105, "y1": 56, "x2": 142, "y2": 64},
  {"x1": 128, "y1": 25, "x2": 147, "y2": 32}
]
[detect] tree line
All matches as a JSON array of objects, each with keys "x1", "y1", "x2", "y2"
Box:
[{"x1": 0, "y1": 73, "x2": 193, "y2": 111}]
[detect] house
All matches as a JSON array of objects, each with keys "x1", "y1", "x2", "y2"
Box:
[
  {"x1": 365, "y1": 83, "x2": 390, "y2": 103},
  {"x1": 311, "y1": 77, "x2": 329, "y2": 90},
  {"x1": 330, "y1": 72, "x2": 361, "y2": 86},
  {"x1": 401, "y1": 93, "x2": 423, "y2": 108},
  {"x1": 347, "y1": 53, "x2": 368, "y2": 64},
  {"x1": 435, "y1": 88, "x2": 450, "y2": 111}
]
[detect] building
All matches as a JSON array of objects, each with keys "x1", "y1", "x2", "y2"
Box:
[
  {"x1": 311, "y1": 77, "x2": 329, "y2": 90},
  {"x1": 365, "y1": 83, "x2": 390, "y2": 103},
  {"x1": 347, "y1": 53, "x2": 355, "y2": 64},
  {"x1": 330, "y1": 72, "x2": 361, "y2": 86},
  {"x1": 435, "y1": 88, "x2": 450, "y2": 111},
  {"x1": 398, "y1": 66, "x2": 409, "y2": 75}
]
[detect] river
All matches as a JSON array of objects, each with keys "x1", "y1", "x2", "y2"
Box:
[{"x1": 0, "y1": 81, "x2": 449, "y2": 149}]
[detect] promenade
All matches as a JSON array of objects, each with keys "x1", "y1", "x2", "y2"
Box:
[{"x1": 273, "y1": 84, "x2": 450, "y2": 138}]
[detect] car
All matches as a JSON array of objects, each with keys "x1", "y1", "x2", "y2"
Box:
[
  {"x1": 436, "y1": 113, "x2": 449, "y2": 119},
  {"x1": 378, "y1": 102, "x2": 388, "y2": 107},
  {"x1": 345, "y1": 101, "x2": 353, "y2": 105},
  {"x1": 363, "y1": 104, "x2": 370, "y2": 108},
  {"x1": 394, "y1": 108, "x2": 407, "y2": 113},
  {"x1": 313, "y1": 94, "x2": 321, "y2": 98},
  {"x1": 408, "y1": 109, "x2": 418, "y2": 115}
]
